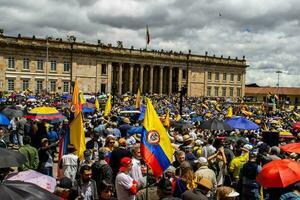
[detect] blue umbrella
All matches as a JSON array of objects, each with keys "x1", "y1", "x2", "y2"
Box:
[
  {"x1": 0, "y1": 98, "x2": 7, "y2": 102},
  {"x1": 0, "y1": 114, "x2": 10, "y2": 126},
  {"x1": 83, "y1": 107, "x2": 95, "y2": 113},
  {"x1": 225, "y1": 117, "x2": 260, "y2": 130},
  {"x1": 61, "y1": 94, "x2": 72, "y2": 100}
]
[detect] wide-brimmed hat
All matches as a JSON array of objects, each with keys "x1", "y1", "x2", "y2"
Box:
[
  {"x1": 195, "y1": 177, "x2": 213, "y2": 190},
  {"x1": 119, "y1": 157, "x2": 132, "y2": 172},
  {"x1": 183, "y1": 134, "x2": 192, "y2": 143},
  {"x1": 123, "y1": 117, "x2": 130, "y2": 124}
]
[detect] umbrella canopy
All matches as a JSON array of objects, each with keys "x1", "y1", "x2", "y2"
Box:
[
  {"x1": 256, "y1": 159, "x2": 300, "y2": 188},
  {"x1": 6, "y1": 170, "x2": 56, "y2": 193},
  {"x1": 292, "y1": 122, "x2": 300, "y2": 130},
  {"x1": 0, "y1": 148, "x2": 26, "y2": 168},
  {"x1": 0, "y1": 114, "x2": 10, "y2": 126},
  {"x1": 225, "y1": 116, "x2": 260, "y2": 130},
  {"x1": 200, "y1": 118, "x2": 232, "y2": 131},
  {"x1": 0, "y1": 180, "x2": 59, "y2": 200},
  {"x1": 280, "y1": 142, "x2": 300, "y2": 154},
  {"x1": 25, "y1": 107, "x2": 65, "y2": 120},
  {"x1": 1, "y1": 108, "x2": 24, "y2": 119},
  {"x1": 83, "y1": 106, "x2": 95, "y2": 113},
  {"x1": 280, "y1": 131, "x2": 295, "y2": 139}
]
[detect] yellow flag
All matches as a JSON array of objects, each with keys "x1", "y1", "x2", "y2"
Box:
[
  {"x1": 227, "y1": 106, "x2": 233, "y2": 118},
  {"x1": 164, "y1": 110, "x2": 170, "y2": 128},
  {"x1": 104, "y1": 95, "x2": 112, "y2": 117},
  {"x1": 176, "y1": 114, "x2": 181, "y2": 121},
  {"x1": 136, "y1": 88, "x2": 141, "y2": 109},
  {"x1": 70, "y1": 112, "x2": 86, "y2": 160},
  {"x1": 71, "y1": 80, "x2": 81, "y2": 117},
  {"x1": 79, "y1": 93, "x2": 86, "y2": 104},
  {"x1": 123, "y1": 96, "x2": 129, "y2": 102},
  {"x1": 293, "y1": 111, "x2": 300, "y2": 118},
  {"x1": 95, "y1": 98, "x2": 100, "y2": 111}
]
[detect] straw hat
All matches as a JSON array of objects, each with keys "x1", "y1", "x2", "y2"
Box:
[
  {"x1": 195, "y1": 177, "x2": 213, "y2": 190},
  {"x1": 123, "y1": 117, "x2": 130, "y2": 124},
  {"x1": 183, "y1": 134, "x2": 192, "y2": 143}
]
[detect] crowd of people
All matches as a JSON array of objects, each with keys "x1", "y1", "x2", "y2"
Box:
[{"x1": 0, "y1": 91, "x2": 299, "y2": 200}]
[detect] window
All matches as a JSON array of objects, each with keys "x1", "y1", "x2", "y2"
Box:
[
  {"x1": 22, "y1": 80, "x2": 29, "y2": 91},
  {"x1": 36, "y1": 80, "x2": 43, "y2": 93},
  {"x1": 238, "y1": 74, "x2": 241, "y2": 82},
  {"x1": 230, "y1": 74, "x2": 234, "y2": 82},
  {"x1": 7, "y1": 79, "x2": 14, "y2": 91},
  {"x1": 207, "y1": 87, "x2": 211, "y2": 97},
  {"x1": 23, "y1": 58, "x2": 30, "y2": 70},
  {"x1": 237, "y1": 88, "x2": 241, "y2": 97},
  {"x1": 64, "y1": 61, "x2": 70, "y2": 72},
  {"x1": 63, "y1": 81, "x2": 69, "y2": 93},
  {"x1": 50, "y1": 81, "x2": 56, "y2": 92},
  {"x1": 182, "y1": 70, "x2": 187, "y2": 79},
  {"x1": 50, "y1": 60, "x2": 56, "y2": 71},
  {"x1": 215, "y1": 72, "x2": 219, "y2": 81},
  {"x1": 37, "y1": 59, "x2": 44, "y2": 71},
  {"x1": 214, "y1": 87, "x2": 219, "y2": 97},
  {"x1": 101, "y1": 84, "x2": 106, "y2": 93},
  {"x1": 222, "y1": 87, "x2": 226, "y2": 96},
  {"x1": 8, "y1": 57, "x2": 15, "y2": 69},
  {"x1": 208, "y1": 72, "x2": 212, "y2": 80},
  {"x1": 223, "y1": 73, "x2": 227, "y2": 81},
  {"x1": 101, "y1": 64, "x2": 107, "y2": 75},
  {"x1": 230, "y1": 87, "x2": 234, "y2": 97}
]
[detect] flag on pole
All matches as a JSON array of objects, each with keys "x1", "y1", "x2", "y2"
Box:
[
  {"x1": 71, "y1": 80, "x2": 81, "y2": 116},
  {"x1": 95, "y1": 98, "x2": 100, "y2": 111},
  {"x1": 79, "y1": 93, "x2": 86, "y2": 105},
  {"x1": 175, "y1": 114, "x2": 181, "y2": 121},
  {"x1": 136, "y1": 88, "x2": 141, "y2": 109},
  {"x1": 164, "y1": 110, "x2": 170, "y2": 128},
  {"x1": 70, "y1": 112, "x2": 86, "y2": 160},
  {"x1": 227, "y1": 106, "x2": 233, "y2": 118},
  {"x1": 146, "y1": 25, "x2": 150, "y2": 45},
  {"x1": 141, "y1": 98, "x2": 174, "y2": 177},
  {"x1": 104, "y1": 95, "x2": 112, "y2": 117}
]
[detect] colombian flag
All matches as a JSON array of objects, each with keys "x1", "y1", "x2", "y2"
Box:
[
  {"x1": 141, "y1": 98, "x2": 174, "y2": 177},
  {"x1": 70, "y1": 112, "x2": 86, "y2": 160},
  {"x1": 71, "y1": 80, "x2": 82, "y2": 117}
]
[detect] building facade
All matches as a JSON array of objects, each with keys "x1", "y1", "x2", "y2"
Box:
[{"x1": 0, "y1": 33, "x2": 248, "y2": 97}]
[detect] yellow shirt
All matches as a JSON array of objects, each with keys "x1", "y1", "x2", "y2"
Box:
[{"x1": 229, "y1": 152, "x2": 249, "y2": 180}]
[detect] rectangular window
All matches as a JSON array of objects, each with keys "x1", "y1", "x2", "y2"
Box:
[
  {"x1": 36, "y1": 80, "x2": 43, "y2": 93},
  {"x1": 230, "y1": 87, "x2": 234, "y2": 97},
  {"x1": 182, "y1": 70, "x2": 187, "y2": 79},
  {"x1": 37, "y1": 59, "x2": 44, "y2": 71},
  {"x1": 215, "y1": 72, "x2": 219, "y2": 81},
  {"x1": 7, "y1": 79, "x2": 14, "y2": 91},
  {"x1": 101, "y1": 83, "x2": 106, "y2": 93},
  {"x1": 50, "y1": 60, "x2": 56, "y2": 71},
  {"x1": 64, "y1": 61, "x2": 70, "y2": 72},
  {"x1": 222, "y1": 87, "x2": 226, "y2": 97},
  {"x1": 207, "y1": 87, "x2": 211, "y2": 97},
  {"x1": 8, "y1": 57, "x2": 15, "y2": 69},
  {"x1": 23, "y1": 58, "x2": 30, "y2": 70},
  {"x1": 50, "y1": 81, "x2": 56, "y2": 92},
  {"x1": 237, "y1": 88, "x2": 241, "y2": 97},
  {"x1": 223, "y1": 73, "x2": 227, "y2": 81},
  {"x1": 208, "y1": 72, "x2": 212, "y2": 81},
  {"x1": 22, "y1": 80, "x2": 29, "y2": 91},
  {"x1": 230, "y1": 74, "x2": 234, "y2": 82},
  {"x1": 101, "y1": 64, "x2": 107, "y2": 75},
  {"x1": 238, "y1": 74, "x2": 241, "y2": 82},
  {"x1": 63, "y1": 81, "x2": 69, "y2": 93},
  {"x1": 214, "y1": 87, "x2": 219, "y2": 97}
]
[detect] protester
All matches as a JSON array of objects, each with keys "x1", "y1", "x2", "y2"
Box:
[
  {"x1": 0, "y1": 127, "x2": 7, "y2": 148},
  {"x1": 59, "y1": 144, "x2": 80, "y2": 182},
  {"x1": 75, "y1": 164, "x2": 98, "y2": 200},
  {"x1": 182, "y1": 177, "x2": 213, "y2": 200},
  {"x1": 38, "y1": 138, "x2": 58, "y2": 176},
  {"x1": 18, "y1": 135, "x2": 39, "y2": 171}
]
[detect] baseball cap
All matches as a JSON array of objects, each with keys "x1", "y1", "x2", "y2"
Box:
[
  {"x1": 119, "y1": 157, "x2": 132, "y2": 172},
  {"x1": 194, "y1": 157, "x2": 208, "y2": 165}
]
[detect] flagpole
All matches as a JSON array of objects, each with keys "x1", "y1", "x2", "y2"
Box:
[{"x1": 145, "y1": 164, "x2": 149, "y2": 200}]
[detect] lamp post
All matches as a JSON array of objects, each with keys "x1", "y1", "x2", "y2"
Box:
[
  {"x1": 276, "y1": 70, "x2": 282, "y2": 96},
  {"x1": 46, "y1": 37, "x2": 49, "y2": 94},
  {"x1": 67, "y1": 35, "x2": 76, "y2": 93}
]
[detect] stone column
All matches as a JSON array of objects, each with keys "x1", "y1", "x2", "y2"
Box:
[
  {"x1": 178, "y1": 68, "x2": 182, "y2": 90},
  {"x1": 118, "y1": 63, "x2": 123, "y2": 95},
  {"x1": 149, "y1": 65, "x2": 153, "y2": 94},
  {"x1": 159, "y1": 66, "x2": 163, "y2": 95},
  {"x1": 139, "y1": 65, "x2": 144, "y2": 93},
  {"x1": 168, "y1": 67, "x2": 173, "y2": 94},
  {"x1": 129, "y1": 64, "x2": 133, "y2": 94},
  {"x1": 107, "y1": 62, "x2": 112, "y2": 93}
]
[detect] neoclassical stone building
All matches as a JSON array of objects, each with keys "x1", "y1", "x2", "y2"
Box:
[{"x1": 0, "y1": 33, "x2": 248, "y2": 97}]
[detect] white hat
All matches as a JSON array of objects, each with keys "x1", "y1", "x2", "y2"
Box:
[
  {"x1": 243, "y1": 144, "x2": 253, "y2": 151},
  {"x1": 194, "y1": 157, "x2": 208, "y2": 165},
  {"x1": 227, "y1": 191, "x2": 239, "y2": 197}
]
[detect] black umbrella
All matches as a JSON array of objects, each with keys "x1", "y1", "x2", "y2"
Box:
[
  {"x1": 0, "y1": 148, "x2": 26, "y2": 168},
  {"x1": 1, "y1": 108, "x2": 24, "y2": 119},
  {"x1": 200, "y1": 118, "x2": 232, "y2": 131},
  {"x1": 0, "y1": 180, "x2": 59, "y2": 200}
]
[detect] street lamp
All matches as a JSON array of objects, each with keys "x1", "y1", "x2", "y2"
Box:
[
  {"x1": 67, "y1": 35, "x2": 76, "y2": 93},
  {"x1": 276, "y1": 70, "x2": 282, "y2": 103},
  {"x1": 45, "y1": 36, "x2": 52, "y2": 94}
]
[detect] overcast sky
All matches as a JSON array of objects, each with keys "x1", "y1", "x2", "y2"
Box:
[{"x1": 1, "y1": 0, "x2": 300, "y2": 87}]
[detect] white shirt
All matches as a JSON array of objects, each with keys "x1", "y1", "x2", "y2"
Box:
[
  {"x1": 61, "y1": 153, "x2": 78, "y2": 182},
  {"x1": 130, "y1": 157, "x2": 145, "y2": 187},
  {"x1": 115, "y1": 172, "x2": 135, "y2": 200}
]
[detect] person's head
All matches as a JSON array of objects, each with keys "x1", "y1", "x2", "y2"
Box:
[
  {"x1": 293, "y1": 181, "x2": 300, "y2": 193},
  {"x1": 100, "y1": 180, "x2": 114, "y2": 200},
  {"x1": 164, "y1": 166, "x2": 176, "y2": 179},
  {"x1": 41, "y1": 138, "x2": 49, "y2": 147},
  {"x1": 270, "y1": 146, "x2": 280, "y2": 156},
  {"x1": 92, "y1": 132, "x2": 100, "y2": 141},
  {"x1": 0, "y1": 128, "x2": 4, "y2": 138},
  {"x1": 118, "y1": 138, "x2": 127, "y2": 147},
  {"x1": 216, "y1": 186, "x2": 239, "y2": 200},
  {"x1": 175, "y1": 150, "x2": 186, "y2": 163},
  {"x1": 105, "y1": 136, "x2": 115, "y2": 148},
  {"x1": 98, "y1": 147, "x2": 108, "y2": 161},
  {"x1": 131, "y1": 143, "x2": 141, "y2": 159},
  {"x1": 157, "y1": 177, "x2": 173, "y2": 197},
  {"x1": 195, "y1": 177, "x2": 212, "y2": 195},
  {"x1": 23, "y1": 136, "x2": 31, "y2": 145},
  {"x1": 80, "y1": 165, "x2": 92, "y2": 183},
  {"x1": 119, "y1": 157, "x2": 133, "y2": 173},
  {"x1": 83, "y1": 149, "x2": 92, "y2": 161},
  {"x1": 67, "y1": 144, "x2": 76, "y2": 154},
  {"x1": 55, "y1": 177, "x2": 74, "y2": 199},
  {"x1": 195, "y1": 157, "x2": 208, "y2": 168}
]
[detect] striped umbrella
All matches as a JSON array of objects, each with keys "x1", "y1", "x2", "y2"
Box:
[{"x1": 25, "y1": 107, "x2": 65, "y2": 120}]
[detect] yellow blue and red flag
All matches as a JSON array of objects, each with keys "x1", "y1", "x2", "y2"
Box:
[{"x1": 141, "y1": 98, "x2": 174, "y2": 177}]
